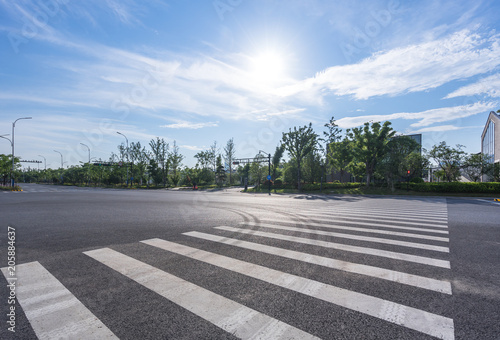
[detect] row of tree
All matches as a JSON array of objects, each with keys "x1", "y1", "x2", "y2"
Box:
[{"x1": 2, "y1": 116, "x2": 498, "y2": 189}]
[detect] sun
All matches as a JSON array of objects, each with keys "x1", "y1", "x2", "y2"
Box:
[{"x1": 250, "y1": 51, "x2": 286, "y2": 84}]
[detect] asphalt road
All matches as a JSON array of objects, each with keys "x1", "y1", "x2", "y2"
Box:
[{"x1": 0, "y1": 183, "x2": 499, "y2": 340}]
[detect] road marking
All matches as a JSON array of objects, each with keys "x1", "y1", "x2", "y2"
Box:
[
  {"x1": 262, "y1": 217, "x2": 449, "y2": 235},
  {"x1": 294, "y1": 212, "x2": 448, "y2": 228},
  {"x1": 214, "y1": 226, "x2": 451, "y2": 269},
  {"x1": 305, "y1": 208, "x2": 448, "y2": 220},
  {"x1": 84, "y1": 248, "x2": 319, "y2": 340},
  {"x1": 253, "y1": 220, "x2": 449, "y2": 240},
  {"x1": 267, "y1": 215, "x2": 448, "y2": 230},
  {"x1": 183, "y1": 231, "x2": 452, "y2": 294},
  {"x1": 141, "y1": 238, "x2": 454, "y2": 340},
  {"x1": 0, "y1": 261, "x2": 117, "y2": 340},
  {"x1": 238, "y1": 222, "x2": 449, "y2": 253}
]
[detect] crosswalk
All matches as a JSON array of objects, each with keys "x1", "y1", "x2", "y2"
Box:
[{"x1": 2, "y1": 198, "x2": 454, "y2": 339}]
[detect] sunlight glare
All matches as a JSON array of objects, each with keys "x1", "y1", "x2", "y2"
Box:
[{"x1": 250, "y1": 51, "x2": 286, "y2": 84}]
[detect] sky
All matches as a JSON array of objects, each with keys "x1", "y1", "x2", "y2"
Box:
[{"x1": 1, "y1": 0, "x2": 499, "y2": 169}]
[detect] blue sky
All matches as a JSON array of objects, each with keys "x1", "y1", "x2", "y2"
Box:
[{"x1": 1, "y1": 0, "x2": 499, "y2": 169}]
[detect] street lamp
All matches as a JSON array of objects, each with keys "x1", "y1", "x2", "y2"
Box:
[
  {"x1": 259, "y1": 150, "x2": 271, "y2": 195},
  {"x1": 11, "y1": 117, "x2": 32, "y2": 186},
  {"x1": 53, "y1": 150, "x2": 63, "y2": 169},
  {"x1": 38, "y1": 155, "x2": 46, "y2": 183},
  {"x1": 80, "y1": 143, "x2": 91, "y2": 185},
  {"x1": 117, "y1": 131, "x2": 129, "y2": 187},
  {"x1": 80, "y1": 143, "x2": 90, "y2": 163},
  {"x1": 38, "y1": 155, "x2": 46, "y2": 170}
]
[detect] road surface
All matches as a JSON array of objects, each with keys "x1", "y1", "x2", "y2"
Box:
[{"x1": 1, "y1": 184, "x2": 499, "y2": 339}]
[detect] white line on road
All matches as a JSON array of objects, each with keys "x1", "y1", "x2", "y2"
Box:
[
  {"x1": 141, "y1": 238, "x2": 454, "y2": 340},
  {"x1": 238, "y1": 222, "x2": 449, "y2": 252},
  {"x1": 0, "y1": 262, "x2": 117, "y2": 340},
  {"x1": 253, "y1": 220, "x2": 449, "y2": 241},
  {"x1": 266, "y1": 215, "x2": 448, "y2": 231},
  {"x1": 305, "y1": 208, "x2": 448, "y2": 220},
  {"x1": 183, "y1": 231, "x2": 452, "y2": 294},
  {"x1": 294, "y1": 212, "x2": 448, "y2": 228},
  {"x1": 84, "y1": 248, "x2": 319, "y2": 340},
  {"x1": 214, "y1": 226, "x2": 451, "y2": 269}
]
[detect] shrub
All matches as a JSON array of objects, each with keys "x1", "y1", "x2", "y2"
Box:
[{"x1": 396, "y1": 182, "x2": 500, "y2": 193}]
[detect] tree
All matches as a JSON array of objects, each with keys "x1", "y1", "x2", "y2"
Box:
[
  {"x1": 249, "y1": 154, "x2": 266, "y2": 187},
  {"x1": 462, "y1": 153, "x2": 493, "y2": 182},
  {"x1": 272, "y1": 144, "x2": 285, "y2": 182},
  {"x1": 281, "y1": 123, "x2": 319, "y2": 191},
  {"x1": 377, "y1": 136, "x2": 421, "y2": 191},
  {"x1": 215, "y1": 154, "x2": 226, "y2": 187},
  {"x1": 428, "y1": 142, "x2": 465, "y2": 182},
  {"x1": 168, "y1": 141, "x2": 184, "y2": 186},
  {"x1": 223, "y1": 138, "x2": 236, "y2": 185},
  {"x1": 347, "y1": 121, "x2": 396, "y2": 186},
  {"x1": 328, "y1": 138, "x2": 353, "y2": 183},
  {"x1": 149, "y1": 137, "x2": 169, "y2": 187}
]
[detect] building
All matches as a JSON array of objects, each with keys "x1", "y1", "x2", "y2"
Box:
[{"x1": 481, "y1": 110, "x2": 500, "y2": 181}]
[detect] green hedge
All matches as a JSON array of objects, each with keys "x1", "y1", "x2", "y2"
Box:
[
  {"x1": 396, "y1": 182, "x2": 500, "y2": 193},
  {"x1": 264, "y1": 182, "x2": 363, "y2": 191}
]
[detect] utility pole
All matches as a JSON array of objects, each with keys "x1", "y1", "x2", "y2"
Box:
[{"x1": 11, "y1": 117, "x2": 32, "y2": 187}]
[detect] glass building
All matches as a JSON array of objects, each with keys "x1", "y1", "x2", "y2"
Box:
[{"x1": 481, "y1": 111, "x2": 500, "y2": 181}]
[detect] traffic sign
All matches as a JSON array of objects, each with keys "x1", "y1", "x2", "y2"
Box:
[{"x1": 267, "y1": 175, "x2": 271, "y2": 180}]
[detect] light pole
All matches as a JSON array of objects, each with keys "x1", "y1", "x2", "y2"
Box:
[
  {"x1": 38, "y1": 155, "x2": 46, "y2": 183},
  {"x1": 53, "y1": 150, "x2": 63, "y2": 168},
  {"x1": 11, "y1": 117, "x2": 32, "y2": 186},
  {"x1": 80, "y1": 143, "x2": 91, "y2": 186},
  {"x1": 54, "y1": 150, "x2": 63, "y2": 184},
  {"x1": 259, "y1": 150, "x2": 271, "y2": 195},
  {"x1": 38, "y1": 155, "x2": 46, "y2": 170},
  {"x1": 117, "y1": 131, "x2": 129, "y2": 187}
]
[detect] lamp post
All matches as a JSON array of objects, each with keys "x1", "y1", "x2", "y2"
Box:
[
  {"x1": 259, "y1": 150, "x2": 271, "y2": 195},
  {"x1": 53, "y1": 150, "x2": 63, "y2": 168},
  {"x1": 80, "y1": 143, "x2": 90, "y2": 186},
  {"x1": 38, "y1": 155, "x2": 46, "y2": 183},
  {"x1": 54, "y1": 150, "x2": 63, "y2": 184},
  {"x1": 117, "y1": 132, "x2": 129, "y2": 187},
  {"x1": 11, "y1": 117, "x2": 32, "y2": 186}
]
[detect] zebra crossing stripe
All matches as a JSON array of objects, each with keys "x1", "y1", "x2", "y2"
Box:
[
  {"x1": 214, "y1": 226, "x2": 451, "y2": 269},
  {"x1": 238, "y1": 222, "x2": 449, "y2": 252},
  {"x1": 183, "y1": 231, "x2": 452, "y2": 294},
  {"x1": 83, "y1": 248, "x2": 319, "y2": 340},
  {"x1": 266, "y1": 215, "x2": 448, "y2": 231},
  {"x1": 141, "y1": 238, "x2": 454, "y2": 340},
  {"x1": 257, "y1": 219, "x2": 449, "y2": 240},
  {"x1": 305, "y1": 208, "x2": 448, "y2": 220},
  {"x1": 0, "y1": 261, "x2": 118, "y2": 340},
  {"x1": 294, "y1": 212, "x2": 448, "y2": 228}
]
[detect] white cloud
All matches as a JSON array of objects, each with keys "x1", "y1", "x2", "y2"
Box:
[
  {"x1": 406, "y1": 125, "x2": 464, "y2": 133},
  {"x1": 336, "y1": 101, "x2": 497, "y2": 128},
  {"x1": 160, "y1": 121, "x2": 219, "y2": 129},
  {"x1": 179, "y1": 145, "x2": 204, "y2": 151},
  {"x1": 278, "y1": 29, "x2": 500, "y2": 100},
  {"x1": 444, "y1": 73, "x2": 500, "y2": 98}
]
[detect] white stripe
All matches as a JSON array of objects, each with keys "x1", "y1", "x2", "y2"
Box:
[
  {"x1": 184, "y1": 231, "x2": 452, "y2": 294},
  {"x1": 256, "y1": 220, "x2": 449, "y2": 241},
  {"x1": 141, "y1": 238, "x2": 454, "y2": 340},
  {"x1": 238, "y1": 222, "x2": 449, "y2": 253},
  {"x1": 306, "y1": 208, "x2": 448, "y2": 219},
  {"x1": 0, "y1": 262, "x2": 117, "y2": 340},
  {"x1": 271, "y1": 215, "x2": 448, "y2": 230},
  {"x1": 214, "y1": 226, "x2": 451, "y2": 269},
  {"x1": 263, "y1": 217, "x2": 449, "y2": 234},
  {"x1": 295, "y1": 212, "x2": 448, "y2": 228},
  {"x1": 84, "y1": 248, "x2": 318, "y2": 340}
]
